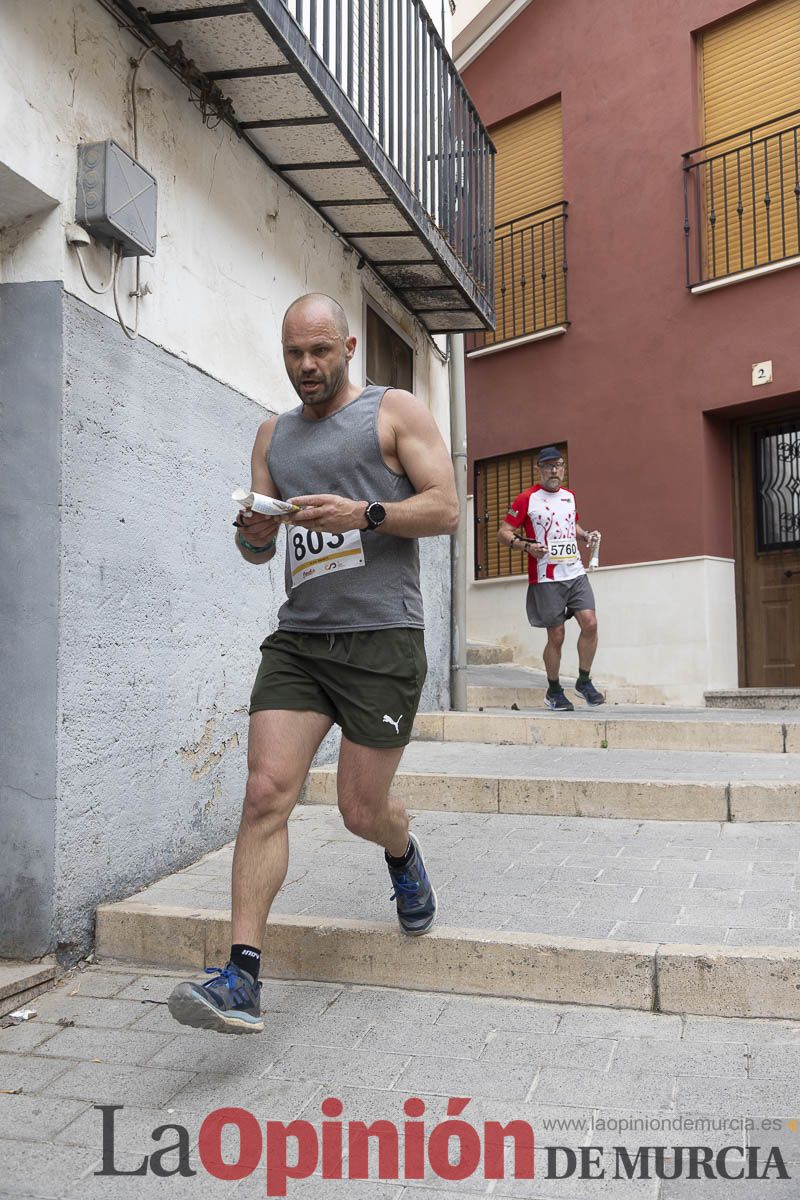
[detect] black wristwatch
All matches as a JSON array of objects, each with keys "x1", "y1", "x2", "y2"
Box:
[{"x1": 364, "y1": 501, "x2": 387, "y2": 530}]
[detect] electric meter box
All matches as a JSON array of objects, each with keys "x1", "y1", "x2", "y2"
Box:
[{"x1": 76, "y1": 140, "x2": 157, "y2": 257}]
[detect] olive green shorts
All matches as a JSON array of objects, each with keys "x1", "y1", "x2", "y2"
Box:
[{"x1": 249, "y1": 627, "x2": 428, "y2": 748}]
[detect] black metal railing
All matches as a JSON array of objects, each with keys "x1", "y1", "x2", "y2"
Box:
[
  {"x1": 465, "y1": 201, "x2": 567, "y2": 352},
  {"x1": 279, "y1": 0, "x2": 495, "y2": 298},
  {"x1": 683, "y1": 109, "x2": 800, "y2": 288}
]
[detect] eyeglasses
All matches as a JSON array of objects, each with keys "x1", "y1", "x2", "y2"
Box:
[{"x1": 540, "y1": 461, "x2": 565, "y2": 471}]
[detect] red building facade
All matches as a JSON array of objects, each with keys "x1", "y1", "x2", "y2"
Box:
[{"x1": 461, "y1": 0, "x2": 800, "y2": 702}]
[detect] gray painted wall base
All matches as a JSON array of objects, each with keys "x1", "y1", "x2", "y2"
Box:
[
  {"x1": 0, "y1": 282, "x2": 62, "y2": 958},
  {"x1": 1, "y1": 286, "x2": 451, "y2": 962}
]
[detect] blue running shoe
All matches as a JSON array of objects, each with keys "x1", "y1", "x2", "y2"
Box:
[
  {"x1": 575, "y1": 678, "x2": 605, "y2": 706},
  {"x1": 545, "y1": 689, "x2": 574, "y2": 711},
  {"x1": 387, "y1": 833, "x2": 438, "y2": 936},
  {"x1": 167, "y1": 962, "x2": 263, "y2": 1034}
]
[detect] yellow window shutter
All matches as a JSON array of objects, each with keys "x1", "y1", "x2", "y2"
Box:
[
  {"x1": 701, "y1": 0, "x2": 800, "y2": 144},
  {"x1": 486, "y1": 99, "x2": 565, "y2": 343},
  {"x1": 699, "y1": 0, "x2": 800, "y2": 276},
  {"x1": 492, "y1": 98, "x2": 563, "y2": 225}
]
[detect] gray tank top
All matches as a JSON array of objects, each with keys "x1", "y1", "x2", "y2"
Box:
[{"x1": 267, "y1": 385, "x2": 425, "y2": 632}]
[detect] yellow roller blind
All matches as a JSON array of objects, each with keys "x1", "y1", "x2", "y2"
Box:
[
  {"x1": 492, "y1": 98, "x2": 563, "y2": 225},
  {"x1": 699, "y1": 0, "x2": 800, "y2": 276},
  {"x1": 701, "y1": 0, "x2": 800, "y2": 143},
  {"x1": 485, "y1": 99, "x2": 565, "y2": 343}
]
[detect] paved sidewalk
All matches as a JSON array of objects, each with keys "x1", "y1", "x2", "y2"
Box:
[
  {"x1": 2, "y1": 963, "x2": 800, "y2": 1198},
  {"x1": 129, "y1": 807, "x2": 800, "y2": 947}
]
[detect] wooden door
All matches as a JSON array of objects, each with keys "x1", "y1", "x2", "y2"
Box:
[{"x1": 736, "y1": 413, "x2": 800, "y2": 686}]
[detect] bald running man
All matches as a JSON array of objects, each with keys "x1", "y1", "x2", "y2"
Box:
[{"x1": 168, "y1": 294, "x2": 459, "y2": 1033}]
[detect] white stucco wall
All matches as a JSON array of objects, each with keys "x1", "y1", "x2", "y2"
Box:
[
  {"x1": 466, "y1": 498, "x2": 739, "y2": 706},
  {"x1": 452, "y1": 0, "x2": 535, "y2": 65},
  {"x1": 0, "y1": 0, "x2": 456, "y2": 958},
  {"x1": 0, "y1": 0, "x2": 451, "y2": 420}
]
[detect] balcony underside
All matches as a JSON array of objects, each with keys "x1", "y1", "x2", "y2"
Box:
[{"x1": 106, "y1": 0, "x2": 492, "y2": 332}]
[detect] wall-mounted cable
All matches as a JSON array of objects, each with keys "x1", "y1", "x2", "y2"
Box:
[
  {"x1": 112, "y1": 245, "x2": 140, "y2": 340},
  {"x1": 71, "y1": 237, "x2": 117, "y2": 295},
  {"x1": 68, "y1": 46, "x2": 156, "y2": 339},
  {"x1": 130, "y1": 44, "x2": 155, "y2": 160}
]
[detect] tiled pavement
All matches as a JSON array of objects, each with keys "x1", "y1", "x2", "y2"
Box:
[
  {"x1": 2, "y1": 963, "x2": 800, "y2": 1198},
  {"x1": 130, "y1": 807, "x2": 800, "y2": 947}
]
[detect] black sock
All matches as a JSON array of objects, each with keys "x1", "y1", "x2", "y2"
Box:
[
  {"x1": 578, "y1": 669, "x2": 591, "y2": 684},
  {"x1": 385, "y1": 839, "x2": 413, "y2": 868},
  {"x1": 230, "y1": 944, "x2": 261, "y2": 979},
  {"x1": 547, "y1": 677, "x2": 563, "y2": 695}
]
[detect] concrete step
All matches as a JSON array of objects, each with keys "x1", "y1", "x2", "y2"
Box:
[
  {"x1": 467, "y1": 685, "x2": 643, "y2": 710},
  {"x1": 466, "y1": 641, "x2": 515, "y2": 665},
  {"x1": 96, "y1": 807, "x2": 800, "y2": 1019},
  {"x1": 466, "y1": 664, "x2": 642, "y2": 709},
  {"x1": 0, "y1": 959, "x2": 58, "y2": 1020},
  {"x1": 414, "y1": 708, "x2": 799, "y2": 754},
  {"x1": 305, "y1": 741, "x2": 800, "y2": 822},
  {"x1": 706, "y1": 688, "x2": 800, "y2": 712}
]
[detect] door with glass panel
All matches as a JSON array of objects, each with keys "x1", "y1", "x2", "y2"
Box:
[{"x1": 736, "y1": 413, "x2": 800, "y2": 685}]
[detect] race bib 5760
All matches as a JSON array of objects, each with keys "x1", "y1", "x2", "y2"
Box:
[
  {"x1": 290, "y1": 527, "x2": 365, "y2": 588},
  {"x1": 548, "y1": 537, "x2": 579, "y2": 562}
]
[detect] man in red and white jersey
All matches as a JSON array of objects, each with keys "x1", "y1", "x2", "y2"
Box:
[{"x1": 497, "y1": 446, "x2": 604, "y2": 711}]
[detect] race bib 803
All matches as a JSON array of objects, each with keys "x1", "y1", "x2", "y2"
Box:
[{"x1": 290, "y1": 527, "x2": 365, "y2": 587}]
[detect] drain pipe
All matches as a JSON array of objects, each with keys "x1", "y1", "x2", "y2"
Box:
[{"x1": 448, "y1": 333, "x2": 468, "y2": 712}]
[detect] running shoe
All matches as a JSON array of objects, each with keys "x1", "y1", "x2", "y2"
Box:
[
  {"x1": 545, "y1": 690, "x2": 574, "y2": 711},
  {"x1": 387, "y1": 833, "x2": 437, "y2": 936},
  {"x1": 167, "y1": 962, "x2": 263, "y2": 1034},
  {"x1": 575, "y1": 678, "x2": 606, "y2": 706}
]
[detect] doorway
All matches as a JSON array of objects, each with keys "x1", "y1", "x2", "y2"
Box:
[
  {"x1": 365, "y1": 303, "x2": 413, "y2": 391},
  {"x1": 734, "y1": 412, "x2": 800, "y2": 686}
]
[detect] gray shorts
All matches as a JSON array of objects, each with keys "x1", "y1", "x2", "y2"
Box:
[{"x1": 526, "y1": 575, "x2": 596, "y2": 629}]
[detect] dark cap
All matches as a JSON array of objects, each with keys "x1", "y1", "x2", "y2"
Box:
[{"x1": 537, "y1": 445, "x2": 563, "y2": 463}]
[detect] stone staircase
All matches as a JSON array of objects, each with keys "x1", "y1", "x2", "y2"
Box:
[
  {"x1": 467, "y1": 663, "x2": 644, "y2": 709},
  {"x1": 0, "y1": 960, "x2": 57, "y2": 1020},
  {"x1": 466, "y1": 640, "x2": 515, "y2": 666},
  {"x1": 706, "y1": 688, "x2": 800, "y2": 711},
  {"x1": 97, "y1": 702, "x2": 800, "y2": 1022}
]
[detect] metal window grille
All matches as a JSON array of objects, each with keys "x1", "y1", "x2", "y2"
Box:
[
  {"x1": 754, "y1": 418, "x2": 800, "y2": 552},
  {"x1": 683, "y1": 108, "x2": 800, "y2": 287},
  {"x1": 466, "y1": 202, "x2": 567, "y2": 353},
  {"x1": 474, "y1": 443, "x2": 569, "y2": 580}
]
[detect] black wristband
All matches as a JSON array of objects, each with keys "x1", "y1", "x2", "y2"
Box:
[{"x1": 238, "y1": 533, "x2": 276, "y2": 554}]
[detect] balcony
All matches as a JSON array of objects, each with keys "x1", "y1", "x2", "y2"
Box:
[
  {"x1": 683, "y1": 109, "x2": 800, "y2": 293},
  {"x1": 106, "y1": 0, "x2": 494, "y2": 332},
  {"x1": 465, "y1": 201, "x2": 567, "y2": 356}
]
